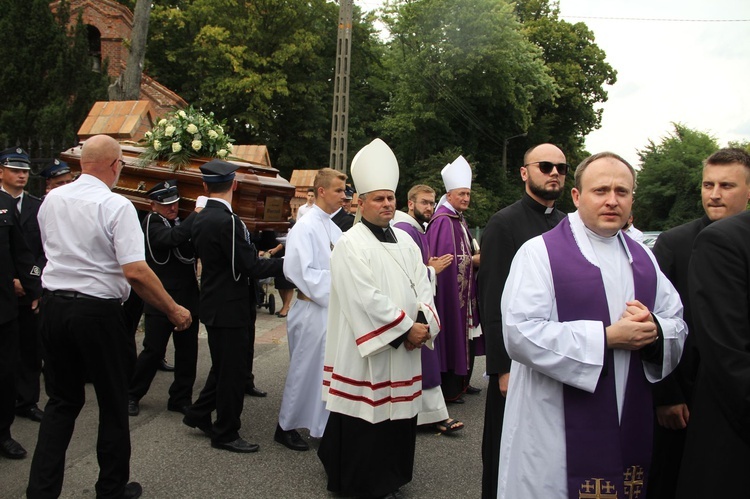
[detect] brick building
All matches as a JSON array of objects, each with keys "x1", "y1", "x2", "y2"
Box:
[{"x1": 49, "y1": 0, "x2": 186, "y2": 117}]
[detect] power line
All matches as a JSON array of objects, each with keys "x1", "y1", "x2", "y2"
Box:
[{"x1": 560, "y1": 15, "x2": 750, "y2": 22}]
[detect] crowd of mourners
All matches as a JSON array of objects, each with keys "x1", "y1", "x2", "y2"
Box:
[{"x1": 2, "y1": 137, "x2": 749, "y2": 499}]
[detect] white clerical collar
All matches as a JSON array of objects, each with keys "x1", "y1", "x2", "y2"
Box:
[
  {"x1": 568, "y1": 211, "x2": 633, "y2": 268},
  {"x1": 443, "y1": 202, "x2": 458, "y2": 214}
]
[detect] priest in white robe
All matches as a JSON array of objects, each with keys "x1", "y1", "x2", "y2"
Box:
[
  {"x1": 318, "y1": 139, "x2": 440, "y2": 499},
  {"x1": 497, "y1": 152, "x2": 686, "y2": 499},
  {"x1": 274, "y1": 168, "x2": 347, "y2": 451}
]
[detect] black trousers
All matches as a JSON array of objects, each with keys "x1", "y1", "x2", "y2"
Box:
[
  {"x1": 27, "y1": 295, "x2": 134, "y2": 499},
  {"x1": 16, "y1": 302, "x2": 42, "y2": 410},
  {"x1": 0, "y1": 318, "x2": 20, "y2": 440},
  {"x1": 245, "y1": 299, "x2": 258, "y2": 390},
  {"x1": 646, "y1": 422, "x2": 687, "y2": 499},
  {"x1": 129, "y1": 312, "x2": 199, "y2": 406},
  {"x1": 481, "y1": 373, "x2": 507, "y2": 499},
  {"x1": 441, "y1": 338, "x2": 478, "y2": 401},
  {"x1": 187, "y1": 325, "x2": 249, "y2": 444}
]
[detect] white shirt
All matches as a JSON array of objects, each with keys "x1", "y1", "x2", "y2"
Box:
[
  {"x1": 278, "y1": 204, "x2": 342, "y2": 436},
  {"x1": 296, "y1": 202, "x2": 314, "y2": 220},
  {"x1": 38, "y1": 174, "x2": 145, "y2": 301},
  {"x1": 497, "y1": 211, "x2": 686, "y2": 499}
]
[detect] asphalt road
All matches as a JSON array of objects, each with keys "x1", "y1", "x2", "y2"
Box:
[{"x1": 4, "y1": 291, "x2": 487, "y2": 498}]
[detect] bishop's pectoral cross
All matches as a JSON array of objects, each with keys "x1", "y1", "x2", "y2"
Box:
[{"x1": 579, "y1": 478, "x2": 618, "y2": 499}]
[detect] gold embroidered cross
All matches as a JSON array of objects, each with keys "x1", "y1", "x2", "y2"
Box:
[
  {"x1": 579, "y1": 478, "x2": 618, "y2": 499},
  {"x1": 623, "y1": 465, "x2": 644, "y2": 499}
]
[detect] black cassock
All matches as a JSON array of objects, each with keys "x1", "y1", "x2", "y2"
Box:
[{"x1": 477, "y1": 193, "x2": 564, "y2": 499}]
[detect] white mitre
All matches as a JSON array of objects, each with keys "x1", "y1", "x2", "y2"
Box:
[
  {"x1": 351, "y1": 138, "x2": 399, "y2": 194},
  {"x1": 441, "y1": 155, "x2": 472, "y2": 192}
]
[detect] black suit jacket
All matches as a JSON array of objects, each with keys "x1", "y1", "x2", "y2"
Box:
[
  {"x1": 17, "y1": 193, "x2": 44, "y2": 306},
  {"x1": 142, "y1": 211, "x2": 199, "y2": 316},
  {"x1": 478, "y1": 194, "x2": 565, "y2": 375},
  {"x1": 677, "y1": 210, "x2": 750, "y2": 497},
  {"x1": 0, "y1": 191, "x2": 41, "y2": 324},
  {"x1": 331, "y1": 207, "x2": 354, "y2": 232},
  {"x1": 651, "y1": 216, "x2": 710, "y2": 407},
  {"x1": 191, "y1": 199, "x2": 282, "y2": 328}
]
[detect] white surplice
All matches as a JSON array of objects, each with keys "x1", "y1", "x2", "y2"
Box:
[
  {"x1": 497, "y1": 211, "x2": 686, "y2": 499},
  {"x1": 278, "y1": 205, "x2": 342, "y2": 437},
  {"x1": 391, "y1": 211, "x2": 447, "y2": 425},
  {"x1": 323, "y1": 222, "x2": 441, "y2": 424}
]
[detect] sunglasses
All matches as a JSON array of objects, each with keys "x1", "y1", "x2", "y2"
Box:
[{"x1": 525, "y1": 161, "x2": 570, "y2": 176}]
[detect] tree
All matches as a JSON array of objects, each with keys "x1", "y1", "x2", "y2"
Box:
[
  {"x1": 145, "y1": 0, "x2": 388, "y2": 178},
  {"x1": 633, "y1": 123, "x2": 719, "y2": 231},
  {"x1": 515, "y1": 0, "x2": 617, "y2": 159},
  {"x1": 0, "y1": 0, "x2": 109, "y2": 146},
  {"x1": 109, "y1": 0, "x2": 152, "y2": 101},
  {"x1": 378, "y1": 0, "x2": 557, "y2": 221}
]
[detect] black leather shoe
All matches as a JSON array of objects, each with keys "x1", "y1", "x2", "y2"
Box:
[
  {"x1": 16, "y1": 405, "x2": 44, "y2": 422},
  {"x1": 0, "y1": 438, "x2": 27, "y2": 459},
  {"x1": 211, "y1": 437, "x2": 259, "y2": 453},
  {"x1": 97, "y1": 481, "x2": 142, "y2": 499},
  {"x1": 245, "y1": 386, "x2": 267, "y2": 397},
  {"x1": 274, "y1": 425, "x2": 309, "y2": 451},
  {"x1": 128, "y1": 399, "x2": 140, "y2": 417},
  {"x1": 465, "y1": 385, "x2": 481, "y2": 395},
  {"x1": 167, "y1": 402, "x2": 190, "y2": 415},
  {"x1": 158, "y1": 359, "x2": 174, "y2": 372},
  {"x1": 183, "y1": 415, "x2": 214, "y2": 438}
]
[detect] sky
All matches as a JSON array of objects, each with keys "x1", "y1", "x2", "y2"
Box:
[{"x1": 357, "y1": 0, "x2": 750, "y2": 167}]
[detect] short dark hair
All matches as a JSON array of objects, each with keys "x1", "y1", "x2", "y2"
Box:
[
  {"x1": 704, "y1": 148, "x2": 750, "y2": 183},
  {"x1": 574, "y1": 151, "x2": 637, "y2": 191},
  {"x1": 205, "y1": 179, "x2": 234, "y2": 194},
  {"x1": 306, "y1": 187, "x2": 315, "y2": 193}
]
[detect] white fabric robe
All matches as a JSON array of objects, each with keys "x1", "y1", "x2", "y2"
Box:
[
  {"x1": 497, "y1": 212, "x2": 686, "y2": 499},
  {"x1": 278, "y1": 205, "x2": 341, "y2": 437},
  {"x1": 391, "y1": 210, "x2": 447, "y2": 425},
  {"x1": 323, "y1": 222, "x2": 441, "y2": 424}
]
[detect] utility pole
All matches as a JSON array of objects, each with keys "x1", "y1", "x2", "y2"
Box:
[
  {"x1": 329, "y1": 0, "x2": 353, "y2": 173},
  {"x1": 502, "y1": 132, "x2": 527, "y2": 171}
]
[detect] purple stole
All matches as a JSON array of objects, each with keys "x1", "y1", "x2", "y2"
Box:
[{"x1": 543, "y1": 217, "x2": 655, "y2": 499}]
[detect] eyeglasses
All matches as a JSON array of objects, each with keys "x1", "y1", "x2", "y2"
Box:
[
  {"x1": 524, "y1": 161, "x2": 570, "y2": 176},
  {"x1": 111, "y1": 158, "x2": 125, "y2": 168},
  {"x1": 416, "y1": 200, "x2": 436, "y2": 207}
]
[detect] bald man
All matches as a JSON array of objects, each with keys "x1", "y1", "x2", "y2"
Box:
[
  {"x1": 28, "y1": 135, "x2": 191, "y2": 499},
  {"x1": 478, "y1": 143, "x2": 568, "y2": 499}
]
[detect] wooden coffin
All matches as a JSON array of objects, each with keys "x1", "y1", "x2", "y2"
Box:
[{"x1": 59, "y1": 141, "x2": 294, "y2": 234}]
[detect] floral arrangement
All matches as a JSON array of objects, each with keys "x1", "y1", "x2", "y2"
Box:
[{"x1": 139, "y1": 106, "x2": 235, "y2": 170}]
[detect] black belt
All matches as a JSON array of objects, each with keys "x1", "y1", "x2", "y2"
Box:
[{"x1": 45, "y1": 289, "x2": 121, "y2": 304}]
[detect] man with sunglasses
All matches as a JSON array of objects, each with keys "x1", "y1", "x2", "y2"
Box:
[
  {"x1": 497, "y1": 152, "x2": 685, "y2": 499},
  {"x1": 28, "y1": 135, "x2": 192, "y2": 499},
  {"x1": 478, "y1": 143, "x2": 568, "y2": 499}
]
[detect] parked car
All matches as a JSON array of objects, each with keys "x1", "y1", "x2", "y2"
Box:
[{"x1": 641, "y1": 231, "x2": 661, "y2": 249}]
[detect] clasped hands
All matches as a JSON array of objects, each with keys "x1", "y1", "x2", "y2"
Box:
[
  {"x1": 606, "y1": 300, "x2": 658, "y2": 350},
  {"x1": 404, "y1": 322, "x2": 431, "y2": 351}
]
